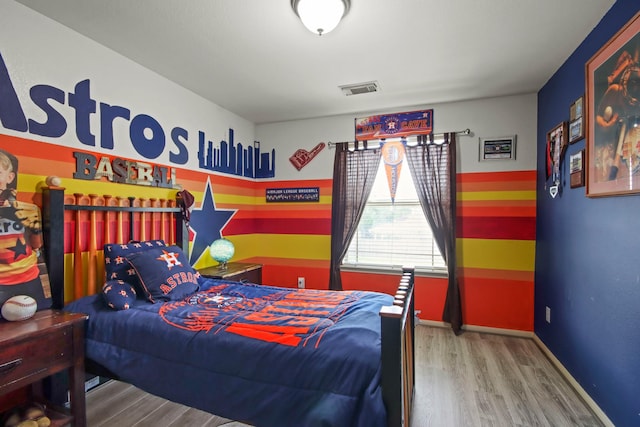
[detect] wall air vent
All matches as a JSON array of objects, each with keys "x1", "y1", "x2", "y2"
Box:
[{"x1": 339, "y1": 81, "x2": 380, "y2": 96}]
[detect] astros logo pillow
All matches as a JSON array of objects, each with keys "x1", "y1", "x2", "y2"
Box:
[{"x1": 126, "y1": 245, "x2": 200, "y2": 302}]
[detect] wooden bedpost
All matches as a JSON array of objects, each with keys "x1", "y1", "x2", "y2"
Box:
[
  {"x1": 380, "y1": 267, "x2": 415, "y2": 427},
  {"x1": 175, "y1": 195, "x2": 189, "y2": 250},
  {"x1": 42, "y1": 187, "x2": 66, "y2": 309}
]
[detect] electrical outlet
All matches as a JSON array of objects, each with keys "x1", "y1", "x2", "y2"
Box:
[
  {"x1": 297, "y1": 277, "x2": 305, "y2": 289},
  {"x1": 545, "y1": 306, "x2": 551, "y2": 323}
]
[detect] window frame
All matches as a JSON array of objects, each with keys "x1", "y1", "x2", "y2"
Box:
[{"x1": 340, "y1": 154, "x2": 448, "y2": 278}]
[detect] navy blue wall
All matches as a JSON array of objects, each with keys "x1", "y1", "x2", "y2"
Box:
[{"x1": 536, "y1": 2, "x2": 639, "y2": 426}]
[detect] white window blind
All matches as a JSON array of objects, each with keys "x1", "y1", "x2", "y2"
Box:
[{"x1": 343, "y1": 159, "x2": 446, "y2": 271}]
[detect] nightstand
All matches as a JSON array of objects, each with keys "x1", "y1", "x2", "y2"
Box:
[
  {"x1": 0, "y1": 310, "x2": 88, "y2": 426},
  {"x1": 199, "y1": 262, "x2": 262, "y2": 284}
]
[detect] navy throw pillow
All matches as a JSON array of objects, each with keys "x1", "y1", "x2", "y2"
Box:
[
  {"x1": 104, "y1": 240, "x2": 166, "y2": 295},
  {"x1": 102, "y1": 279, "x2": 137, "y2": 310},
  {"x1": 126, "y1": 245, "x2": 200, "y2": 303}
]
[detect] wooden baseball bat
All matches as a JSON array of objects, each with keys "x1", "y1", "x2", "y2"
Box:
[
  {"x1": 116, "y1": 197, "x2": 125, "y2": 244},
  {"x1": 139, "y1": 198, "x2": 147, "y2": 241},
  {"x1": 160, "y1": 199, "x2": 167, "y2": 242},
  {"x1": 168, "y1": 200, "x2": 176, "y2": 245},
  {"x1": 150, "y1": 198, "x2": 157, "y2": 240},
  {"x1": 73, "y1": 193, "x2": 85, "y2": 300},
  {"x1": 609, "y1": 120, "x2": 627, "y2": 180},
  {"x1": 87, "y1": 194, "x2": 99, "y2": 295},
  {"x1": 103, "y1": 195, "x2": 113, "y2": 244}
]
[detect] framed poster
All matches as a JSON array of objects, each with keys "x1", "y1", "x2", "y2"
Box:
[
  {"x1": 0, "y1": 149, "x2": 52, "y2": 313},
  {"x1": 586, "y1": 12, "x2": 640, "y2": 197},
  {"x1": 479, "y1": 136, "x2": 516, "y2": 161},
  {"x1": 546, "y1": 122, "x2": 567, "y2": 182}
]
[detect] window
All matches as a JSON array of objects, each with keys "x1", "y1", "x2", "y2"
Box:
[{"x1": 343, "y1": 158, "x2": 446, "y2": 272}]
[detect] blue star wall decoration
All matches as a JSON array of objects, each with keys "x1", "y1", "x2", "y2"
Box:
[{"x1": 187, "y1": 178, "x2": 236, "y2": 265}]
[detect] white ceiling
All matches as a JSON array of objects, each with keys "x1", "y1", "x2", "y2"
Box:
[{"x1": 15, "y1": 0, "x2": 614, "y2": 124}]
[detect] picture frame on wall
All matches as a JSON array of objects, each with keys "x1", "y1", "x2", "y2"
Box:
[
  {"x1": 569, "y1": 116, "x2": 584, "y2": 144},
  {"x1": 546, "y1": 122, "x2": 567, "y2": 181},
  {"x1": 570, "y1": 150, "x2": 585, "y2": 188},
  {"x1": 570, "y1": 95, "x2": 584, "y2": 121},
  {"x1": 479, "y1": 136, "x2": 516, "y2": 161},
  {"x1": 586, "y1": 11, "x2": 640, "y2": 197}
]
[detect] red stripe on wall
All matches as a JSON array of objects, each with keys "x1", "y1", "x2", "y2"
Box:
[
  {"x1": 458, "y1": 205, "x2": 536, "y2": 218},
  {"x1": 457, "y1": 216, "x2": 536, "y2": 240},
  {"x1": 457, "y1": 170, "x2": 537, "y2": 183},
  {"x1": 254, "y1": 179, "x2": 333, "y2": 190},
  {"x1": 248, "y1": 209, "x2": 331, "y2": 219},
  {"x1": 224, "y1": 218, "x2": 331, "y2": 235}
]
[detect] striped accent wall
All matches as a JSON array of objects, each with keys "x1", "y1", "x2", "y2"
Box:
[
  {"x1": 1, "y1": 134, "x2": 537, "y2": 330},
  {"x1": 457, "y1": 170, "x2": 536, "y2": 331},
  {"x1": 243, "y1": 180, "x2": 333, "y2": 289}
]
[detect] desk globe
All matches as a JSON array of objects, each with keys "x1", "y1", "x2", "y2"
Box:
[{"x1": 209, "y1": 238, "x2": 234, "y2": 270}]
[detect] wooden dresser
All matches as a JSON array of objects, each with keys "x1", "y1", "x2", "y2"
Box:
[
  {"x1": 198, "y1": 262, "x2": 262, "y2": 284},
  {"x1": 0, "y1": 310, "x2": 88, "y2": 426}
]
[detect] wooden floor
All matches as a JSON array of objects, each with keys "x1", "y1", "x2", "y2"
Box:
[{"x1": 86, "y1": 325, "x2": 603, "y2": 427}]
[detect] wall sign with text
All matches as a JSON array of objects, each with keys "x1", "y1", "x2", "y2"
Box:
[{"x1": 266, "y1": 187, "x2": 320, "y2": 203}]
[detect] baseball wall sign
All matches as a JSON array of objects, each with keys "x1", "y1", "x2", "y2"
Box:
[{"x1": 1, "y1": 295, "x2": 37, "y2": 321}]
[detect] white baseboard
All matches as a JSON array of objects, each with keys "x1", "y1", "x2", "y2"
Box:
[
  {"x1": 532, "y1": 335, "x2": 614, "y2": 427},
  {"x1": 417, "y1": 319, "x2": 533, "y2": 338},
  {"x1": 416, "y1": 320, "x2": 613, "y2": 426}
]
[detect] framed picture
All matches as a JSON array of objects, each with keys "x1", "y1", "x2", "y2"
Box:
[
  {"x1": 570, "y1": 95, "x2": 584, "y2": 121},
  {"x1": 569, "y1": 116, "x2": 584, "y2": 144},
  {"x1": 546, "y1": 122, "x2": 567, "y2": 181},
  {"x1": 479, "y1": 136, "x2": 516, "y2": 161},
  {"x1": 570, "y1": 150, "x2": 585, "y2": 188},
  {"x1": 586, "y1": 11, "x2": 640, "y2": 197}
]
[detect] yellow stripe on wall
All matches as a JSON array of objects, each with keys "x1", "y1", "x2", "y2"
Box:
[
  {"x1": 457, "y1": 238, "x2": 536, "y2": 271},
  {"x1": 256, "y1": 234, "x2": 330, "y2": 260},
  {"x1": 193, "y1": 233, "x2": 329, "y2": 268},
  {"x1": 458, "y1": 190, "x2": 536, "y2": 201}
]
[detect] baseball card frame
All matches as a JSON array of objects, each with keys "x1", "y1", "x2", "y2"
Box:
[{"x1": 479, "y1": 136, "x2": 516, "y2": 161}]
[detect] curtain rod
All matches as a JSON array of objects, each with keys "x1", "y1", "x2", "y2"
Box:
[{"x1": 327, "y1": 128, "x2": 471, "y2": 148}]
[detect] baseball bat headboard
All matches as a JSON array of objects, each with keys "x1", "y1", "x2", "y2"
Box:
[{"x1": 42, "y1": 184, "x2": 188, "y2": 309}]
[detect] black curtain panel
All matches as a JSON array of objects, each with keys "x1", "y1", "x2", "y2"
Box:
[
  {"x1": 405, "y1": 133, "x2": 462, "y2": 334},
  {"x1": 329, "y1": 142, "x2": 381, "y2": 291}
]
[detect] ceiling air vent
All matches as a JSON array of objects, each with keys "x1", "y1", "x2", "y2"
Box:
[{"x1": 339, "y1": 81, "x2": 380, "y2": 96}]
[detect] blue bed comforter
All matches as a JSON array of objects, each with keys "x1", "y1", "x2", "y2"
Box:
[{"x1": 65, "y1": 278, "x2": 393, "y2": 427}]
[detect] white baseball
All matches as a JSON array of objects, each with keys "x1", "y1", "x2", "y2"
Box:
[
  {"x1": 1, "y1": 295, "x2": 37, "y2": 321},
  {"x1": 46, "y1": 176, "x2": 61, "y2": 186}
]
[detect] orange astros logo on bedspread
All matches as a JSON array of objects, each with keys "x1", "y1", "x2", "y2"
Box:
[{"x1": 158, "y1": 284, "x2": 363, "y2": 348}]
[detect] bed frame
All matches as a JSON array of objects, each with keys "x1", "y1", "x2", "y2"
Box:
[{"x1": 41, "y1": 185, "x2": 415, "y2": 427}]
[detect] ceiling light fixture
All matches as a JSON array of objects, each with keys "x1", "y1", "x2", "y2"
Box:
[{"x1": 291, "y1": 0, "x2": 351, "y2": 36}]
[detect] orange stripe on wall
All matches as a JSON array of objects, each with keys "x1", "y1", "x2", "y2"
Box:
[
  {"x1": 225, "y1": 218, "x2": 331, "y2": 235},
  {"x1": 254, "y1": 204, "x2": 331, "y2": 212},
  {"x1": 245, "y1": 257, "x2": 329, "y2": 269},
  {"x1": 254, "y1": 179, "x2": 332, "y2": 190},
  {"x1": 0, "y1": 135, "x2": 72, "y2": 162},
  {"x1": 461, "y1": 277, "x2": 534, "y2": 331},
  {"x1": 458, "y1": 180, "x2": 536, "y2": 192},
  {"x1": 459, "y1": 267, "x2": 534, "y2": 282}
]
